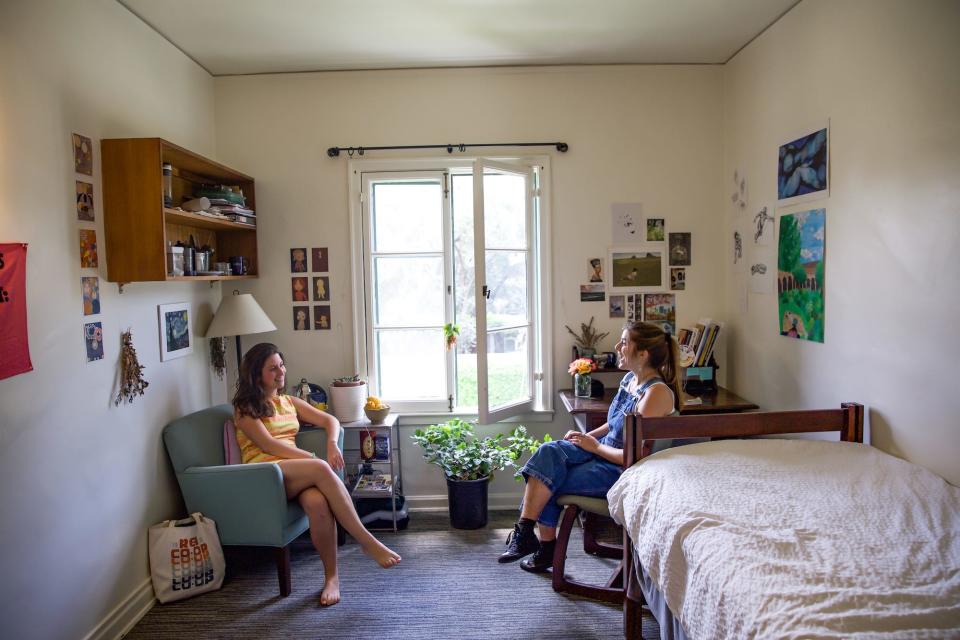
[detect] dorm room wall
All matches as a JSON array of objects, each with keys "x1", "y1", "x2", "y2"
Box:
[
  {"x1": 0, "y1": 2, "x2": 226, "y2": 639},
  {"x1": 721, "y1": 0, "x2": 960, "y2": 485},
  {"x1": 211, "y1": 65, "x2": 726, "y2": 507}
]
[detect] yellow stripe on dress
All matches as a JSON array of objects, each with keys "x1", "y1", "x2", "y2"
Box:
[{"x1": 238, "y1": 395, "x2": 301, "y2": 464}]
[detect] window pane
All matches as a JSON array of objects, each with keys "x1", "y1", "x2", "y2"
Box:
[
  {"x1": 483, "y1": 172, "x2": 527, "y2": 249},
  {"x1": 376, "y1": 329, "x2": 445, "y2": 400},
  {"x1": 486, "y1": 327, "x2": 529, "y2": 408},
  {"x1": 374, "y1": 256, "x2": 443, "y2": 326},
  {"x1": 451, "y1": 173, "x2": 476, "y2": 353},
  {"x1": 372, "y1": 182, "x2": 442, "y2": 252},
  {"x1": 485, "y1": 250, "x2": 528, "y2": 329}
]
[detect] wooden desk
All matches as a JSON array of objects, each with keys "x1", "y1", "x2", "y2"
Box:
[{"x1": 559, "y1": 387, "x2": 758, "y2": 432}]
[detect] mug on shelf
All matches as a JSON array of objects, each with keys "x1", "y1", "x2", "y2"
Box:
[{"x1": 229, "y1": 256, "x2": 247, "y2": 275}]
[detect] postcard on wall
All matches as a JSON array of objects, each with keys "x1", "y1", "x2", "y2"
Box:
[
  {"x1": 290, "y1": 248, "x2": 307, "y2": 272},
  {"x1": 777, "y1": 124, "x2": 829, "y2": 206},
  {"x1": 72, "y1": 133, "x2": 93, "y2": 176},
  {"x1": 0, "y1": 243, "x2": 33, "y2": 380},
  {"x1": 292, "y1": 277, "x2": 308, "y2": 301},
  {"x1": 313, "y1": 276, "x2": 330, "y2": 301},
  {"x1": 644, "y1": 294, "x2": 676, "y2": 335},
  {"x1": 609, "y1": 245, "x2": 666, "y2": 292},
  {"x1": 731, "y1": 169, "x2": 748, "y2": 217},
  {"x1": 670, "y1": 268, "x2": 686, "y2": 291},
  {"x1": 81, "y1": 276, "x2": 100, "y2": 315},
  {"x1": 293, "y1": 306, "x2": 310, "y2": 330},
  {"x1": 748, "y1": 246, "x2": 774, "y2": 294},
  {"x1": 580, "y1": 284, "x2": 605, "y2": 302},
  {"x1": 625, "y1": 294, "x2": 636, "y2": 321},
  {"x1": 668, "y1": 233, "x2": 691, "y2": 266},
  {"x1": 732, "y1": 227, "x2": 746, "y2": 273},
  {"x1": 84, "y1": 321, "x2": 103, "y2": 362},
  {"x1": 79, "y1": 229, "x2": 98, "y2": 268},
  {"x1": 588, "y1": 258, "x2": 603, "y2": 283},
  {"x1": 76, "y1": 181, "x2": 94, "y2": 221},
  {"x1": 646, "y1": 218, "x2": 665, "y2": 242},
  {"x1": 158, "y1": 302, "x2": 193, "y2": 361},
  {"x1": 314, "y1": 305, "x2": 331, "y2": 330},
  {"x1": 753, "y1": 206, "x2": 775, "y2": 246},
  {"x1": 312, "y1": 247, "x2": 329, "y2": 272},
  {"x1": 611, "y1": 203, "x2": 643, "y2": 242},
  {"x1": 609, "y1": 294, "x2": 625, "y2": 318},
  {"x1": 777, "y1": 208, "x2": 825, "y2": 343}
]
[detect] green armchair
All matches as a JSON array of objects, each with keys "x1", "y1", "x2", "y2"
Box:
[{"x1": 163, "y1": 404, "x2": 345, "y2": 596}]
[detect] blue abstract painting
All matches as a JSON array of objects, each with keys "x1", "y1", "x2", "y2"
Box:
[{"x1": 778, "y1": 128, "x2": 828, "y2": 201}]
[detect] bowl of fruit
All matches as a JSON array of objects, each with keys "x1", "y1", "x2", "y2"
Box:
[{"x1": 364, "y1": 396, "x2": 390, "y2": 424}]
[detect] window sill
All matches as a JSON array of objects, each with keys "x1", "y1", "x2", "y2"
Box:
[{"x1": 392, "y1": 409, "x2": 556, "y2": 426}]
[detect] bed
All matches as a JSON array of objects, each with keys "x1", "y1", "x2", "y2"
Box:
[{"x1": 607, "y1": 404, "x2": 960, "y2": 639}]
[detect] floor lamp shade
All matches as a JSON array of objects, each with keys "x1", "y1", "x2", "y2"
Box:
[{"x1": 203, "y1": 293, "x2": 277, "y2": 365}]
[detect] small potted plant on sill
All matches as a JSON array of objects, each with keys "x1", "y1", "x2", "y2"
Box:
[
  {"x1": 564, "y1": 316, "x2": 609, "y2": 359},
  {"x1": 411, "y1": 419, "x2": 549, "y2": 529}
]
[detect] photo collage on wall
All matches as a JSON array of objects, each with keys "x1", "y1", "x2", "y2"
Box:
[
  {"x1": 73, "y1": 132, "x2": 103, "y2": 363},
  {"x1": 583, "y1": 203, "x2": 691, "y2": 331},
  {"x1": 291, "y1": 247, "x2": 330, "y2": 330}
]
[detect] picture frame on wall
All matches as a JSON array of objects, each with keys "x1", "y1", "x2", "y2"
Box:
[
  {"x1": 777, "y1": 122, "x2": 829, "y2": 206},
  {"x1": 608, "y1": 245, "x2": 667, "y2": 292},
  {"x1": 158, "y1": 302, "x2": 193, "y2": 361}
]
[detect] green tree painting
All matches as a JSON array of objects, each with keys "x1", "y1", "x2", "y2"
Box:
[{"x1": 777, "y1": 208, "x2": 825, "y2": 343}]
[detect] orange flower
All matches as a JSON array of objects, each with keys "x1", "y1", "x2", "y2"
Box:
[{"x1": 568, "y1": 358, "x2": 596, "y2": 375}]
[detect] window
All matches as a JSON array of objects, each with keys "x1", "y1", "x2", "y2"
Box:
[{"x1": 349, "y1": 158, "x2": 552, "y2": 422}]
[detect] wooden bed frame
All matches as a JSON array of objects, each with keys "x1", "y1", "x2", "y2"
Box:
[{"x1": 621, "y1": 402, "x2": 864, "y2": 639}]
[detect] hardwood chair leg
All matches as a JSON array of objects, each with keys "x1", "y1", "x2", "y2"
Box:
[
  {"x1": 276, "y1": 545, "x2": 291, "y2": 597},
  {"x1": 552, "y1": 504, "x2": 625, "y2": 604},
  {"x1": 582, "y1": 511, "x2": 624, "y2": 559},
  {"x1": 624, "y1": 596, "x2": 644, "y2": 639}
]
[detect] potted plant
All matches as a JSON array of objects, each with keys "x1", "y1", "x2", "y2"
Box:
[
  {"x1": 411, "y1": 419, "x2": 549, "y2": 529},
  {"x1": 564, "y1": 316, "x2": 609, "y2": 358},
  {"x1": 329, "y1": 375, "x2": 367, "y2": 423}
]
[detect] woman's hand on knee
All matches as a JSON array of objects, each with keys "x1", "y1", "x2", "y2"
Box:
[{"x1": 563, "y1": 430, "x2": 579, "y2": 441}]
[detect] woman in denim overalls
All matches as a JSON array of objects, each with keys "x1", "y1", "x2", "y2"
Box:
[{"x1": 498, "y1": 322, "x2": 682, "y2": 571}]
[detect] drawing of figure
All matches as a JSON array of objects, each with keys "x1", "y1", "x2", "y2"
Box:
[
  {"x1": 292, "y1": 277, "x2": 308, "y2": 301},
  {"x1": 781, "y1": 311, "x2": 807, "y2": 339},
  {"x1": 293, "y1": 307, "x2": 308, "y2": 330},
  {"x1": 753, "y1": 206, "x2": 774, "y2": 243},
  {"x1": 291, "y1": 248, "x2": 307, "y2": 272},
  {"x1": 314, "y1": 276, "x2": 329, "y2": 301},
  {"x1": 734, "y1": 231, "x2": 743, "y2": 263},
  {"x1": 589, "y1": 258, "x2": 603, "y2": 282}
]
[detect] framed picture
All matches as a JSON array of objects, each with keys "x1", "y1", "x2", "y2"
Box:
[
  {"x1": 290, "y1": 248, "x2": 307, "y2": 273},
  {"x1": 293, "y1": 306, "x2": 310, "y2": 330},
  {"x1": 580, "y1": 283, "x2": 604, "y2": 302},
  {"x1": 644, "y1": 293, "x2": 676, "y2": 335},
  {"x1": 777, "y1": 125, "x2": 829, "y2": 205},
  {"x1": 81, "y1": 276, "x2": 100, "y2": 315},
  {"x1": 670, "y1": 268, "x2": 686, "y2": 291},
  {"x1": 588, "y1": 258, "x2": 603, "y2": 282},
  {"x1": 609, "y1": 295, "x2": 625, "y2": 318},
  {"x1": 72, "y1": 133, "x2": 93, "y2": 175},
  {"x1": 76, "y1": 181, "x2": 94, "y2": 221},
  {"x1": 312, "y1": 247, "x2": 329, "y2": 272},
  {"x1": 158, "y1": 302, "x2": 193, "y2": 361},
  {"x1": 313, "y1": 276, "x2": 330, "y2": 301},
  {"x1": 668, "y1": 232, "x2": 691, "y2": 266},
  {"x1": 313, "y1": 305, "x2": 331, "y2": 330},
  {"x1": 84, "y1": 321, "x2": 103, "y2": 362},
  {"x1": 79, "y1": 229, "x2": 98, "y2": 268},
  {"x1": 292, "y1": 276, "x2": 308, "y2": 301},
  {"x1": 608, "y1": 245, "x2": 667, "y2": 292},
  {"x1": 646, "y1": 218, "x2": 665, "y2": 242}
]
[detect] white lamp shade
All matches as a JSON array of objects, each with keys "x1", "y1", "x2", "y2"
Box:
[{"x1": 204, "y1": 293, "x2": 277, "y2": 338}]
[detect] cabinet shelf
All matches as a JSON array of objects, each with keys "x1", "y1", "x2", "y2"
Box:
[{"x1": 101, "y1": 138, "x2": 259, "y2": 285}]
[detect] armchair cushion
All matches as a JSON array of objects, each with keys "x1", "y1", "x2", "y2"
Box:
[{"x1": 223, "y1": 419, "x2": 242, "y2": 465}]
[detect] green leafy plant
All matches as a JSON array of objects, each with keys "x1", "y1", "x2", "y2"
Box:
[
  {"x1": 564, "y1": 316, "x2": 609, "y2": 350},
  {"x1": 443, "y1": 323, "x2": 460, "y2": 350},
  {"x1": 411, "y1": 418, "x2": 550, "y2": 481}
]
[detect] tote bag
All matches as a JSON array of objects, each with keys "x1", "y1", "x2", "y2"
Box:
[{"x1": 148, "y1": 512, "x2": 225, "y2": 603}]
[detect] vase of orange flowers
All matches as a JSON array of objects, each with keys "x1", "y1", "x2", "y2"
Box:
[{"x1": 569, "y1": 357, "x2": 596, "y2": 397}]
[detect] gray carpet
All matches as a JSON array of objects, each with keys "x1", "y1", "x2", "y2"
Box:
[{"x1": 126, "y1": 511, "x2": 659, "y2": 640}]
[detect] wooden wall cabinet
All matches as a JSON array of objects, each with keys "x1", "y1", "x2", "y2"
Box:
[{"x1": 101, "y1": 137, "x2": 258, "y2": 285}]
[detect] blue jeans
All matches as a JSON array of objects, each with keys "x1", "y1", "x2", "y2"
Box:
[{"x1": 519, "y1": 440, "x2": 622, "y2": 527}]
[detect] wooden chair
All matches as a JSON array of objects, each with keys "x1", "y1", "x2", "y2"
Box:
[{"x1": 551, "y1": 494, "x2": 625, "y2": 604}]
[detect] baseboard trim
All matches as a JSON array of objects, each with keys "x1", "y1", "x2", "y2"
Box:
[
  {"x1": 406, "y1": 492, "x2": 521, "y2": 513},
  {"x1": 83, "y1": 578, "x2": 155, "y2": 640}
]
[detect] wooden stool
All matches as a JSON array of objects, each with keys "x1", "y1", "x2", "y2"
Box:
[{"x1": 551, "y1": 494, "x2": 625, "y2": 604}]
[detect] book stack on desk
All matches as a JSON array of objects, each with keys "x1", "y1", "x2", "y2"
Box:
[{"x1": 678, "y1": 318, "x2": 722, "y2": 368}]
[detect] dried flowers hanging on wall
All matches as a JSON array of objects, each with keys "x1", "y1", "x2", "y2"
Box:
[
  {"x1": 115, "y1": 329, "x2": 149, "y2": 406},
  {"x1": 210, "y1": 337, "x2": 227, "y2": 380}
]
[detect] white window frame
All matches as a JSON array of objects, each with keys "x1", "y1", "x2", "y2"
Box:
[{"x1": 347, "y1": 156, "x2": 554, "y2": 422}]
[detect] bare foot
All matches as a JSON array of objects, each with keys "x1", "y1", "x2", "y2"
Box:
[
  {"x1": 362, "y1": 540, "x2": 401, "y2": 568},
  {"x1": 319, "y1": 576, "x2": 340, "y2": 606}
]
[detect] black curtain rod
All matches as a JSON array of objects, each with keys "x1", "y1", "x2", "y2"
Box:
[{"x1": 327, "y1": 141, "x2": 568, "y2": 158}]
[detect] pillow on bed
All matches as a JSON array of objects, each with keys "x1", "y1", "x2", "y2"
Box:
[{"x1": 223, "y1": 419, "x2": 242, "y2": 465}]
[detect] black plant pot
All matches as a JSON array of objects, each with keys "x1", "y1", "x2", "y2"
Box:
[{"x1": 446, "y1": 475, "x2": 489, "y2": 529}]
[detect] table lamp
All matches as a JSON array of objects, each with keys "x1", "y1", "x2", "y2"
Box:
[{"x1": 203, "y1": 290, "x2": 277, "y2": 369}]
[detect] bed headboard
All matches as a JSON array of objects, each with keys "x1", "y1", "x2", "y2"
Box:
[{"x1": 624, "y1": 402, "x2": 864, "y2": 466}]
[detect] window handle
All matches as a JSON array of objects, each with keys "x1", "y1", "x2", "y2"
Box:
[{"x1": 482, "y1": 285, "x2": 492, "y2": 299}]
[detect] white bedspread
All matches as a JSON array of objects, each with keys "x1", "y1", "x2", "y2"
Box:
[{"x1": 608, "y1": 439, "x2": 960, "y2": 639}]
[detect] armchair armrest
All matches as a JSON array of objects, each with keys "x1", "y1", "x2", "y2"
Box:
[
  {"x1": 178, "y1": 463, "x2": 296, "y2": 546},
  {"x1": 296, "y1": 427, "x2": 346, "y2": 480}
]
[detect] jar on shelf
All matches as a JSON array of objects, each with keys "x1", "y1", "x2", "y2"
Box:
[
  {"x1": 162, "y1": 163, "x2": 173, "y2": 208},
  {"x1": 166, "y1": 244, "x2": 184, "y2": 276}
]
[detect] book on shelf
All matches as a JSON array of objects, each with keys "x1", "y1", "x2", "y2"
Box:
[
  {"x1": 680, "y1": 318, "x2": 722, "y2": 369},
  {"x1": 354, "y1": 473, "x2": 393, "y2": 493}
]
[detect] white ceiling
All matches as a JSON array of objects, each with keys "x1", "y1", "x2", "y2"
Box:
[{"x1": 118, "y1": 0, "x2": 800, "y2": 76}]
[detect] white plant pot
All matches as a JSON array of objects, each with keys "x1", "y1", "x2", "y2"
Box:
[{"x1": 329, "y1": 383, "x2": 367, "y2": 423}]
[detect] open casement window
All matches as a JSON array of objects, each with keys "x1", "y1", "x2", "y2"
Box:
[{"x1": 354, "y1": 158, "x2": 548, "y2": 422}]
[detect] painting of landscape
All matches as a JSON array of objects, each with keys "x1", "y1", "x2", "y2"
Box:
[
  {"x1": 610, "y1": 248, "x2": 664, "y2": 290},
  {"x1": 777, "y1": 208, "x2": 825, "y2": 343}
]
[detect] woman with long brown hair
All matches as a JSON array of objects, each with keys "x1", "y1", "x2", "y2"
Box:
[
  {"x1": 233, "y1": 343, "x2": 400, "y2": 606},
  {"x1": 498, "y1": 321, "x2": 681, "y2": 572}
]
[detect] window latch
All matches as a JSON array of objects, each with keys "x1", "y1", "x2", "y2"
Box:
[
  {"x1": 482, "y1": 285, "x2": 492, "y2": 299},
  {"x1": 448, "y1": 394, "x2": 454, "y2": 412}
]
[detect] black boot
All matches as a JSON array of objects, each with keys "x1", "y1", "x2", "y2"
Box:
[
  {"x1": 498, "y1": 522, "x2": 540, "y2": 563},
  {"x1": 520, "y1": 539, "x2": 556, "y2": 573}
]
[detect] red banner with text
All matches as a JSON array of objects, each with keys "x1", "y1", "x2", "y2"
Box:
[{"x1": 0, "y1": 243, "x2": 32, "y2": 381}]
